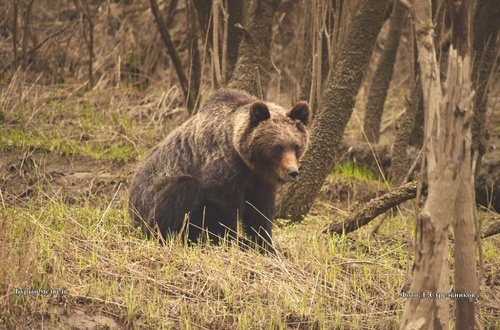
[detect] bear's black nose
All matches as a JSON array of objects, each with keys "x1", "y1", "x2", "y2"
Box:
[{"x1": 287, "y1": 168, "x2": 299, "y2": 181}]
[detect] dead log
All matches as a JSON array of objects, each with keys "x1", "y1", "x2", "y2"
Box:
[
  {"x1": 322, "y1": 180, "x2": 417, "y2": 235},
  {"x1": 482, "y1": 220, "x2": 500, "y2": 239}
]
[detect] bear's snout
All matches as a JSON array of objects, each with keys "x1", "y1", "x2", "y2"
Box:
[
  {"x1": 278, "y1": 151, "x2": 299, "y2": 182},
  {"x1": 286, "y1": 167, "x2": 299, "y2": 182}
]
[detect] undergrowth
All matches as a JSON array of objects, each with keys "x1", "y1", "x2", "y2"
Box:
[
  {"x1": 333, "y1": 162, "x2": 375, "y2": 182},
  {"x1": 0, "y1": 80, "x2": 498, "y2": 330},
  {"x1": 1, "y1": 196, "x2": 411, "y2": 329}
]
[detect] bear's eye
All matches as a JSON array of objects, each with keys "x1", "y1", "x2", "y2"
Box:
[
  {"x1": 272, "y1": 145, "x2": 284, "y2": 156},
  {"x1": 294, "y1": 145, "x2": 301, "y2": 156}
]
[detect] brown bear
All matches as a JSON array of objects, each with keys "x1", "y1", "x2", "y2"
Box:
[{"x1": 128, "y1": 89, "x2": 311, "y2": 252}]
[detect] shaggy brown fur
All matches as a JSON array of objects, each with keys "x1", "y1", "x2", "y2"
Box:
[{"x1": 128, "y1": 89, "x2": 311, "y2": 252}]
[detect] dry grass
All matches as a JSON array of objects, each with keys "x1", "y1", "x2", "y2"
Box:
[
  {"x1": 0, "y1": 192, "x2": 412, "y2": 329},
  {"x1": 1, "y1": 77, "x2": 499, "y2": 330}
]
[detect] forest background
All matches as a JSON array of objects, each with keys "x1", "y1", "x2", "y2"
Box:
[{"x1": 0, "y1": 0, "x2": 499, "y2": 329}]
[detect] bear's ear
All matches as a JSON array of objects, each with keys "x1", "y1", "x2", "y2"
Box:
[
  {"x1": 287, "y1": 101, "x2": 311, "y2": 127},
  {"x1": 249, "y1": 101, "x2": 271, "y2": 126}
]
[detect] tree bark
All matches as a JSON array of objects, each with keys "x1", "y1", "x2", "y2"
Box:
[
  {"x1": 400, "y1": 0, "x2": 448, "y2": 328},
  {"x1": 338, "y1": 137, "x2": 500, "y2": 210},
  {"x1": 363, "y1": 0, "x2": 407, "y2": 143},
  {"x1": 278, "y1": 0, "x2": 390, "y2": 221},
  {"x1": 400, "y1": 1, "x2": 477, "y2": 328},
  {"x1": 227, "y1": 0, "x2": 280, "y2": 97},
  {"x1": 392, "y1": 21, "x2": 420, "y2": 185},
  {"x1": 448, "y1": 1, "x2": 477, "y2": 328},
  {"x1": 448, "y1": 49, "x2": 477, "y2": 330}
]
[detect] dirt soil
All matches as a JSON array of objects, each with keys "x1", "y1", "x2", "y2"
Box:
[{"x1": 0, "y1": 151, "x2": 134, "y2": 207}]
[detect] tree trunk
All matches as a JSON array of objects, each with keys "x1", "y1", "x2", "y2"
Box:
[
  {"x1": 278, "y1": 0, "x2": 390, "y2": 221},
  {"x1": 400, "y1": 0, "x2": 448, "y2": 328},
  {"x1": 391, "y1": 75, "x2": 421, "y2": 185},
  {"x1": 225, "y1": 0, "x2": 244, "y2": 82},
  {"x1": 192, "y1": 0, "x2": 243, "y2": 85},
  {"x1": 448, "y1": 49, "x2": 477, "y2": 330},
  {"x1": 400, "y1": 1, "x2": 477, "y2": 328},
  {"x1": 408, "y1": 84, "x2": 424, "y2": 147},
  {"x1": 21, "y1": 0, "x2": 34, "y2": 71},
  {"x1": 149, "y1": 0, "x2": 196, "y2": 113},
  {"x1": 391, "y1": 20, "x2": 422, "y2": 185},
  {"x1": 449, "y1": 1, "x2": 477, "y2": 328},
  {"x1": 363, "y1": 0, "x2": 407, "y2": 143},
  {"x1": 471, "y1": 0, "x2": 500, "y2": 172},
  {"x1": 187, "y1": 1, "x2": 201, "y2": 112},
  {"x1": 227, "y1": 0, "x2": 280, "y2": 97},
  {"x1": 300, "y1": 1, "x2": 341, "y2": 112}
]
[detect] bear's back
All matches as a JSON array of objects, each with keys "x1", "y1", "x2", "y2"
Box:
[{"x1": 198, "y1": 89, "x2": 256, "y2": 115}]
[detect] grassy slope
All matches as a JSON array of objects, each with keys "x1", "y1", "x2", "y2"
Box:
[{"x1": 0, "y1": 81, "x2": 499, "y2": 329}]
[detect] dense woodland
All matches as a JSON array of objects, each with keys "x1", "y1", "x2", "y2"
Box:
[{"x1": 1, "y1": 0, "x2": 499, "y2": 329}]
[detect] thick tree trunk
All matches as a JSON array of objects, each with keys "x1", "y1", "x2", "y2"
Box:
[
  {"x1": 408, "y1": 81, "x2": 424, "y2": 147},
  {"x1": 449, "y1": 1, "x2": 477, "y2": 328},
  {"x1": 392, "y1": 22, "x2": 420, "y2": 185},
  {"x1": 400, "y1": 0, "x2": 448, "y2": 328},
  {"x1": 448, "y1": 50, "x2": 477, "y2": 330},
  {"x1": 363, "y1": 0, "x2": 407, "y2": 143},
  {"x1": 391, "y1": 76, "x2": 421, "y2": 185},
  {"x1": 400, "y1": 1, "x2": 477, "y2": 328},
  {"x1": 277, "y1": 0, "x2": 390, "y2": 221},
  {"x1": 227, "y1": 0, "x2": 280, "y2": 97}
]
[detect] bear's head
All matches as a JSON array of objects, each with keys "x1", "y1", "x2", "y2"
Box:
[{"x1": 235, "y1": 100, "x2": 312, "y2": 186}]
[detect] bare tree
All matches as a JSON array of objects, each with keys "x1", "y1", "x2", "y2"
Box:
[
  {"x1": 73, "y1": 0, "x2": 103, "y2": 88},
  {"x1": 192, "y1": 0, "x2": 243, "y2": 86},
  {"x1": 12, "y1": 0, "x2": 19, "y2": 66},
  {"x1": 399, "y1": 1, "x2": 448, "y2": 327},
  {"x1": 363, "y1": 0, "x2": 407, "y2": 143},
  {"x1": 400, "y1": 0, "x2": 477, "y2": 328},
  {"x1": 21, "y1": 0, "x2": 35, "y2": 70},
  {"x1": 149, "y1": 0, "x2": 197, "y2": 113},
  {"x1": 227, "y1": 0, "x2": 280, "y2": 97},
  {"x1": 300, "y1": 0, "x2": 347, "y2": 111},
  {"x1": 278, "y1": 0, "x2": 390, "y2": 221},
  {"x1": 449, "y1": 1, "x2": 478, "y2": 328},
  {"x1": 186, "y1": 0, "x2": 201, "y2": 108}
]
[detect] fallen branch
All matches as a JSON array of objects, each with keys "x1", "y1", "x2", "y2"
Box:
[
  {"x1": 482, "y1": 220, "x2": 500, "y2": 239},
  {"x1": 322, "y1": 180, "x2": 418, "y2": 235}
]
